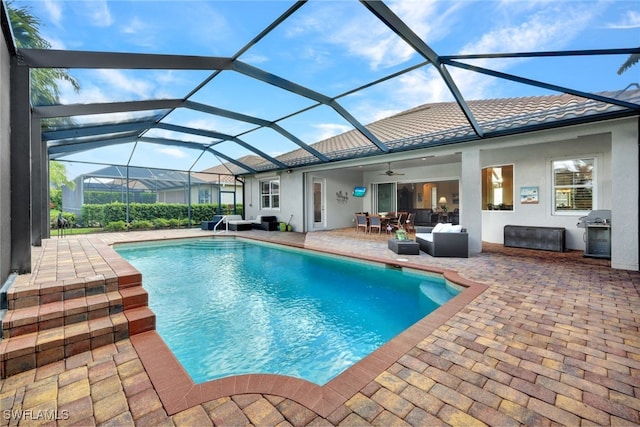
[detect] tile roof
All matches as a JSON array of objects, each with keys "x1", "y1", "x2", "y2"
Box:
[
  {"x1": 198, "y1": 155, "x2": 265, "y2": 179},
  {"x1": 247, "y1": 89, "x2": 640, "y2": 172}
]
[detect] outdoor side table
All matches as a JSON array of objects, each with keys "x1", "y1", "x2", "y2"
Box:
[{"x1": 388, "y1": 239, "x2": 420, "y2": 255}]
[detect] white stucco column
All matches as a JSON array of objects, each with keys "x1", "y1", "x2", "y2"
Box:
[
  {"x1": 610, "y1": 120, "x2": 639, "y2": 271},
  {"x1": 461, "y1": 148, "x2": 482, "y2": 254}
]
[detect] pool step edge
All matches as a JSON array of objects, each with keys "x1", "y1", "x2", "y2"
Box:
[{"x1": 0, "y1": 278, "x2": 153, "y2": 378}]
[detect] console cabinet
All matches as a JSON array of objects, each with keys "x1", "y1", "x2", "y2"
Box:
[{"x1": 504, "y1": 225, "x2": 566, "y2": 252}]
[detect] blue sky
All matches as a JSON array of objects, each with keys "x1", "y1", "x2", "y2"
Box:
[{"x1": 14, "y1": 0, "x2": 640, "y2": 178}]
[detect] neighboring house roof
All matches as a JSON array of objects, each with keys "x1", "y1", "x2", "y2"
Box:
[
  {"x1": 245, "y1": 88, "x2": 640, "y2": 172},
  {"x1": 196, "y1": 155, "x2": 265, "y2": 181},
  {"x1": 80, "y1": 165, "x2": 228, "y2": 191}
]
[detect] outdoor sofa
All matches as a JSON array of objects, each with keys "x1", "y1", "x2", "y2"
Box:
[
  {"x1": 411, "y1": 208, "x2": 439, "y2": 226},
  {"x1": 223, "y1": 215, "x2": 254, "y2": 231},
  {"x1": 251, "y1": 215, "x2": 278, "y2": 231},
  {"x1": 415, "y1": 223, "x2": 468, "y2": 257},
  {"x1": 201, "y1": 214, "x2": 279, "y2": 231},
  {"x1": 201, "y1": 215, "x2": 253, "y2": 231}
]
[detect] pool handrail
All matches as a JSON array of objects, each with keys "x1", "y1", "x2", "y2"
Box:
[{"x1": 213, "y1": 215, "x2": 228, "y2": 234}]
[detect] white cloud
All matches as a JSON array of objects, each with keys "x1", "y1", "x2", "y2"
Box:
[
  {"x1": 94, "y1": 69, "x2": 155, "y2": 100},
  {"x1": 283, "y1": 2, "x2": 429, "y2": 71},
  {"x1": 42, "y1": 0, "x2": 63, "y2": 27},
  {"x1": 343, "y1": 1, "x2": 610, "y2": 119},
  {"x1": 462, "y1": 6, "x2": 597, "y2": 55},
  {"x1": 313, "y1": 123, "x2": 352, "y2": 141},
  {"x1": 41, "y1": 33, "x2": 67, "y2": 50},
  {"x1": 240, "y1": 53, "x2": 270, "y2": 65},
  {"x1": 447, "y1": 4, "x2": 603, "y2": 99},
  {"x1": 155, "y1": 147, "x2": 188, "y2": 158},
  {"x1": 400, "y1": 3, "x2": 604, "y2": 106},
  {"x1": 328, "y1": 12, "x2": 414, "y2": 70},
  {"x1": 82, "y1": 0, "x2": 113, "y2": 28},
  {"x1": 185, "y1": 118, "x2": 220, "y2": 133},
  {"x1": 606, "y1": 10, "x2": 640, "y2": 29},
  {"x1": 327, "y1": 1, "x2": 466, "y2": 70},
  {"x1": 121, "y1": 16, "x2": 145, "y2": 35}
]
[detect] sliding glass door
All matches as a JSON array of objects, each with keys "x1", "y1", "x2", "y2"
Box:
[{"x1": 373, "y1": 182, "x2": 396, "y2": 213}]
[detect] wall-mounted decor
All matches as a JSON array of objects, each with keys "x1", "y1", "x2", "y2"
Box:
[
  {"x1": 452, "y1": 192, "x2": 459, "y2": 204},
  {"x1": 520, "y1": 186, "x2": 539, "y2": 204},
  {"x1": 336, "y1": 190, "x2": 349, "y2": 204}
]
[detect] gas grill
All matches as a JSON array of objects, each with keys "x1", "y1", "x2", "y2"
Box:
[
  {"x1": 576, "y1": 209, "x2": 611, "y2": 228},
  {"x1": 577, "y1": 210, "x2": 611, "y2": 258}
]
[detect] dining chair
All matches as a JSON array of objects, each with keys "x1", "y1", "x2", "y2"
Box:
[
  {"x1": 368, "y1": 215, "x2": 382, "y2": 234},
  {"x1": 404, "y1": 212, "x2": 415, "y2": 233},
  {"x1": 355, "y1": 213, "x2": 368, "y2": 233},
  {"x1": 389, "y1": 212, "x2": 406, "y2": 232}
]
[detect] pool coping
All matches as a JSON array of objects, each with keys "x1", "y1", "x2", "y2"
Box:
[{"x1": 115, "y1": 235, "x2": 487, "y2": 418}]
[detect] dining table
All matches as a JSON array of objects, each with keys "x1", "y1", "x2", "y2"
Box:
[{"x1": 374, "y1": 214, "x2": 398, "y2": 233}]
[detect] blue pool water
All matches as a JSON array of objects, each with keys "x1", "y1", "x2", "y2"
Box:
[{"x1": 115, "y1": 238, "x2": 460, "y2": 385}]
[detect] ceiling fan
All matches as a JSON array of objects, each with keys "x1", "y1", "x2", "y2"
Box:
[{"x1": 379, "y1": 162, "x2": 404, "y2": 176}]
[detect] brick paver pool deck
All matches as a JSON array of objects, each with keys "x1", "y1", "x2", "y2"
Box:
[{"x1": 0, "y1": 227, "x2": 638, "y2": 426}]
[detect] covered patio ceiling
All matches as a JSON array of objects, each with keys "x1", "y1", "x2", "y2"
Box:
[{"x1": 9, "y1": 0, "x2": 640, "y2": 177}]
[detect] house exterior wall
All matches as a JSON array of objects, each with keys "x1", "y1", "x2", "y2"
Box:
[
  {"x1": 473, "y1": 118, "x2": 638, "y2": 270},
  {"x1": 478, "y1": 131, "x2": 612, "y2": 250},
  {"x1": 243, "y1": 117, "x2": 638, "y2": 270},
  {"x1": 304, "y1": 168, "x2": 365, "y2": 231},
  {"x1": 188, "y1": 184, "x2": 241, "y2": 206},
  {"x1": 610, "y1": 120, "x2": 639, "y2": 270},
  {"x1": 245, "y1": 172, "x2": 305, "y2": 230},
  {"x1": 0, "y1": 28, "x2": 10, "y2": 284}
]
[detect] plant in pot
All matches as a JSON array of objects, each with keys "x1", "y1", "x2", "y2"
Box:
[{"x1": 395, "y1": 225, "x2": 408, "y2": 240}]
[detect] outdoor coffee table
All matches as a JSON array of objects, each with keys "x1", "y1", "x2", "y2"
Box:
[{"x1": 388, "y1": 238, "x2": 420, "y2": 255}]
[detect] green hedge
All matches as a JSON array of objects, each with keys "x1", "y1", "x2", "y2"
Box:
[
  {"x1": 80, "y1": 202, "x2": 243, "y2": 227},
  {"x1": 84, "y1": 190, "x2": 156, "y2": 204}
]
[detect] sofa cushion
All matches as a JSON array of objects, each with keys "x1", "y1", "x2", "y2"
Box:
[
  {"x1": 416, "y1": 233, "x2": 433, "y2": 243},
  {"x1": 432, "y1": 223, "x2": 449, "y2": 232}
]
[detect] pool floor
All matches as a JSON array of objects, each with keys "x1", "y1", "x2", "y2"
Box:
[{"x1": 116, "y1": 238, "x2": 460, "y2": 385}]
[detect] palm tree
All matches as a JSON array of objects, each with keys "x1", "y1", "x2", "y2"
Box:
[
  {"x1": 618, "y1": 53, "x2": 639, "y2": 75},
  {"x1": 7, "y1": 2, "x2": 79, "y2": 209},
  {"x1": 7, "y1": 1, "x2": 80, "y2": 105}
]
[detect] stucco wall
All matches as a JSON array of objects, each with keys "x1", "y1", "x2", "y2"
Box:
[
  {"x1": 610, "y1": 119, "x2": 639, "y2": 270},
  {"x1": 305, "y1": 168, "x2": 364, "y2": 231},
  {"x1": 244, "y1": 171, "x2": 305, "y2": 232},
  {"x1": 244, "y1": 168, "x2": 366, "y2": 232},
  {"x1": 243, "y1": 118, "x2": 637, "y2": 270},
  {"x1": 1, "y1": 31, "x2": 11, "y2": 284},
  {"x1": 479, "y1": 132, "x2": 612, "y2": 250}
]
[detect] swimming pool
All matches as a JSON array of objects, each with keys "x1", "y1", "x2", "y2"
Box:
[{"x1": 115, "y1": 237, "x2": 460, "y2": 385}]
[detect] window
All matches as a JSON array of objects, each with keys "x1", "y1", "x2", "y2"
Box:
[
  {"x1": 553, "y1": 158, "x2": 593, "y2": 212},
  {"x1": 482, "y1": 165, "x2": 513, "y2": 210},
  {"x1": 260, "y1": 179, "x2": 280, "y2": 209},
  {"x1": 198, "y1": 188, "x2": 210, "y2": 204}
]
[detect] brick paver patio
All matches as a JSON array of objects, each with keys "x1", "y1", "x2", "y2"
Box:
[{"x1": 0, "y1": 227, "x2": 638, "y2": 426}]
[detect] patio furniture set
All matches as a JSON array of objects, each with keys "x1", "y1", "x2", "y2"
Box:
[
  {"x1": 201, "y1": 215, "x2": 279, "y2": 232},
  {"x1": 355, "y1": 212, "x2": 414, "y2": 235},
  {"x1": 355, "y1": 212, "x2": 468, "y2": 258},
  {"x1": 387, "y1": 223, "x2": 468, "y2": 257}
]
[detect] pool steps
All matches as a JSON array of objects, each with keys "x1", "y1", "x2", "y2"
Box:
[
  {"x1": 0, "y1": 252, "x2": 156, "y2": 378},
  {"x1": 185, "y1": 239, "x2": 249, "y2": 249}
]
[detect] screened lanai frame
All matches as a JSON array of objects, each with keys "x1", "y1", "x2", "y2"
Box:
[
  {"x1": 3, "y1": 0, "x2": 640, "y2": 273},
  {"x1": 61, "y1": 164, "x2": 242, "y2": 227},
  {"x1": 22, "y1": 1, "x2": 640, "y2": 170}
]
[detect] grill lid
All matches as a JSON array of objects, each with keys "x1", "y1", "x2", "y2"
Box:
[{"x1": 577, "y1": 209, "x2": 611, "y2": 228}]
